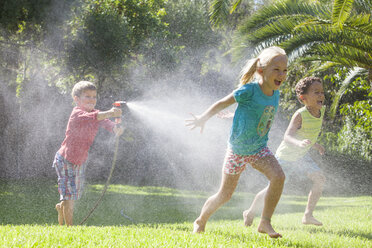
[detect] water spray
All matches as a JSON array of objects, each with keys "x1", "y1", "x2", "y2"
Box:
[{"x1": 80, "y1": 100, "x2": 129, "y2": 225}]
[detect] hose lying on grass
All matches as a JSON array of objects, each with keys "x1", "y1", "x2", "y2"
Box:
[{"x1": 80, "y1": 135, "x2": 120, "y2": 225}]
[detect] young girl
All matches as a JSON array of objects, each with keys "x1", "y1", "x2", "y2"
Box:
[
  {"x1": 186, "y1": 46, "x2": 288, "y2": 238},
  {"x1": 54, "y1": 81, "x2": 123, "y2": 226},
  {"x1": 243, "y1": 77, "x2": 326, "y2": 227}
]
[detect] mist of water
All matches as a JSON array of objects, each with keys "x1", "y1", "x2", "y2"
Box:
[
  {"x1": 1, "y1": 0, "x2": 370, "y2": 229},
  {"x1": 123, "y1": 92, "x2": 233, "y2": 188}
]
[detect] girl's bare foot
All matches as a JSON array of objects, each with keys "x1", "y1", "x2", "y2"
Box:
[
  {"x1": 302, "y1": 215, "x2": 323, "y2": 226},
  {"x1": 257, "y1": 218, "x2": 282, "y2": 238},
  {"x1": 243, "y1": 209, "x2": 255, "y2": 227},
  {"x1": 55, "y1": 203, "x2": 64, "y2": 225},
  {"x1": 193, "y1": 220, "x2": 205, "y2": 233}
]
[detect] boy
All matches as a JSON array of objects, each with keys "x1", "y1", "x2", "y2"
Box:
[
  {"x1": 53, "y1": 81, "x2": 123, "y2": 226},
  {"x1": 243, "y1": 76, "x2": 326, "y2": 227}
]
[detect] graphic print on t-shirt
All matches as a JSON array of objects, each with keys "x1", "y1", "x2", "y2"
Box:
[{"x1": 257, "y1": 106, "x2": 275, "y2": 137}]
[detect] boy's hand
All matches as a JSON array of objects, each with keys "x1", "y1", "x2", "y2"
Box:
[
  {"x1": 298, "y1": 139, "x2": 311, "y2": 148},
  {"x1": 111, "y1": 107, "x2": 122, "y2": 118},
  {"x1": 313, "y1": 143, "x2": 325, "y2": 155},
  {"x1": 113, "y1": 125, "x2": 124, "y2": 137}
]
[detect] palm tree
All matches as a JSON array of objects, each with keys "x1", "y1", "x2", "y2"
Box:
[
  {"x1": 227, "y1": 0, "x2": 371, "y2": 117},
  {"x1": 209, "y1": 0, "x2": 272, "y2": 28},
  {"x1": 209, "y1": 0, "x2": 245, "y2": 27}
]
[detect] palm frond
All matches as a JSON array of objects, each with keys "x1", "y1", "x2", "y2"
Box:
[
  {"x1": 332, "y1": 0, "x2": 354, "y2": 26},
  {"x1": 232, "y1": 0, "x2": 372, "y2": 74},
  {"x1": 243, "y1": 16, "x2": 302, "y2": 44},
  {"x1": 304, "y1": 43, "x2": 372, "y2": 69},
  {"x1": 286, "y1": 42, "x2": 367, "y2": 69},
  {"x1": 353, "y1": 0, "x2": 372, "y2": 14},
  {"x1": 230, "y1": 0, "x2": 242, "y2": 14},
  {"x1": 238, "y1": 0, "x2": 328, "y2": 34},
  {"x1": 329, "y1": 67, "x2": 368, "y2": 118},
  {"x1": 307, "y1": 61, "x2": 343, "y2": 75},
  {"x1": 209, "y1": 0, "x2": 230, "y2": 27},
  {"x1": 275, "y1": 19, "x2": 371, "y2": 67},
  {"x1": 345, "y1": 13, "x2": 372, "y2": 35},
  {"x1": 235, "y1": 15, "x2": 315, "y2": 59},
  {"x1": 291, "y1": 23, "x2": 372, "y2": 51},
  {"x1": 285, "y1": 43, "x2": 316, "y2": 64}
]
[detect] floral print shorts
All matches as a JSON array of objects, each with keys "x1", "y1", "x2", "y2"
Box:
[{"x1": 223, "y1": 147, "x2": 273, "y2": 175}]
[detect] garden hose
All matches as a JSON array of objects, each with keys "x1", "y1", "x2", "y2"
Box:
[{"x1": 79, "y1": 135, "x2": 120, "y2": 225}]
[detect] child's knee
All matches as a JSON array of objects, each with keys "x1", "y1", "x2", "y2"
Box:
[
  {"x1": 277, "y1": 166, "x2": 286, "y2": 181},
  {"x1": 310, "y1": 171, "x2": 326, "y2": 185},
  {"x1": 319, "y1": 173, "x2": 326, "y2": 183},
  {"x1": 272, "y1": 169, "x2": 285, "y2": 185},
  {"x1": 61, "y1": 200, "x2": 74, "y2": 209},
  {"x1": 217, "y1": 191, "x2": 234, "y2": 203}
]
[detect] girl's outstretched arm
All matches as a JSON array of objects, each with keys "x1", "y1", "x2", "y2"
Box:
[
  {"x1": 217, "y1": 110, "x2": 234, "y2": 119},
  {"x1": 284, "y1": 112, "x2": 311, "y2": 147},
  {"x1": 186, "y1": 93, "x2": 236, "y2": 133}
]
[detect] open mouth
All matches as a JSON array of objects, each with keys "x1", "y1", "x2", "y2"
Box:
[{"x1": 274, "y1": 80, "x2": 282, "y2": 86}]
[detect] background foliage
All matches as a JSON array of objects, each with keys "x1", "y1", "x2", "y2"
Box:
[{"x1": 0, "y1": 0, "x2": 370, "y2": 194}]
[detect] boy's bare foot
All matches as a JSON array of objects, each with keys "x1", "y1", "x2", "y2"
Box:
[
  {"x1": 55, "y1": 203, "x2": 64, "y2": 225},
  {"x1": 302, "y1": 215, "x2": 323, "y2": 226},
  {"x1": 243, "y1": 209, "x2": 255, "y2": 227},
  {"x1": 257, "y1": 218, "x2": 282, "y2": 238},
  {"x1": 193, "y1": 220, "x2": 205, "y2": 234}
]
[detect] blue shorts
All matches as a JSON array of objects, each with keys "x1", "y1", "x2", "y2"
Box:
[
  {"x1": 53, "y1": 153, "x2": 86, "y2": 201},
  {"x1": 277, "y1": 153, "x2": 321, "y2": 180}
]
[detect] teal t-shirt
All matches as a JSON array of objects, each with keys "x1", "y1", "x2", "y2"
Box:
[{"x1": 228, "y1": 81, "x2": 279, "y2": 155}]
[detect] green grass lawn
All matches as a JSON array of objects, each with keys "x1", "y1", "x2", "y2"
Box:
[{"x1": 0, "y1": 179, "x2": 371, "y2": 247}]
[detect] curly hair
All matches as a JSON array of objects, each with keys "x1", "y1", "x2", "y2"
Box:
[{"x1": 295, "y1": 76, "x2": 322, "y2": 103}]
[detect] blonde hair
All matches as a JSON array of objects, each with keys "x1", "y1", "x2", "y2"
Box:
[
  {"x1": 239, "y1": 46, "x2": 287, "y2": 87},
  {"x1": 71, "y1": 81, "x2": 97, "y2": 98}
]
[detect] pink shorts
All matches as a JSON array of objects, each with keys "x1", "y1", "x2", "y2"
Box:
[{"x1": 223, "y1": 147, "x2": 273, "y2": 175}]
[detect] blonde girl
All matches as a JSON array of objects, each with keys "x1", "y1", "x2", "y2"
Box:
[{"x1": 186, "y1": 46, "x2": 288, "y2": 238}]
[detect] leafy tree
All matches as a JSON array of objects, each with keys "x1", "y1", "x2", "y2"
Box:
[
  {"x1": 138, "y1": 0, "x2": 222, "y2": 76},
  {"x1": 66, "y1": 8, "x2": 131, "y2": 85},
  {"x1": 65, "y1": 0, "x2": 167, "y2": 95},
  {"x1": 0, "y1": 0, "x2": 53, "y2": 32}
]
